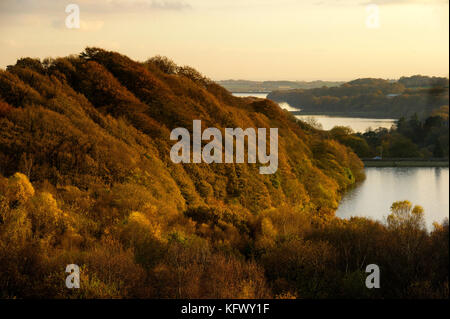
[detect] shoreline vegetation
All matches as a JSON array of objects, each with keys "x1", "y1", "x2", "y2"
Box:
[
  {"x1": 267, "y1": 76, "x2": 449, "y2": 119},
  {"x1": 234, "y1": 97, "x2": 449, "y2": 167},
  {"x1": 362, "y1": 158, "x2": 449, "y2": 167}
]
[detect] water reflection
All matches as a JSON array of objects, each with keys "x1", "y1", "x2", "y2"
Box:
[
  {"x1": 231, "y1": 93, "x2": 448, "y2": 230},
  {"x1": 336, "y1": 167, "x2": 449, "y2": 230},
  {"x1": 294, "y1": 115, "x2": 396, "y2": 132},
  {"x1": 231, "y1": 93, "x2": 396, "y2": 132},
  {"x1": 232, "y1": 93, "x2": 268, "y2": 98}
]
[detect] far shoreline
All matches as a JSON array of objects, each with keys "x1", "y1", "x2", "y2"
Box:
[
  {"x1": 362, "y1": 158, "x2": 449, "y2": 167},
  {"x1": 289, "y1": 110, "x2": 399, "y2": 120}
]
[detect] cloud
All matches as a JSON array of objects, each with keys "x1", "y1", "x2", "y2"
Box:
[
  {"x1": 0, "y1": 0, "x2": 191, "y2": 28},
  {"x1": 0, "y1": 0, "x2": 191, "y2": 15}
]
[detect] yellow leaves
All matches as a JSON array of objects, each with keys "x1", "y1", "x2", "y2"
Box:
[
  {"x1": 432, "y1": 221, "x2": 445, "y2": 232},
  {"x1": 261, "y1": 217, "x2": 277, "y2": 238},
  {"x1": 129, "y1": 211, "x2": 151, "y2": 228},
  {"x1": 387, "y1": 200, "x2": 426, "y2": 231},
  {"x1": 259, "y1": 205, "x2": 313, "y2": 238},
  {"x1": 0, "y1": 204, "x2": 31, "y2": 245},
  {"x1": 390, "y1": 200, "x2": 413, "y2": 215},
  {"x1": 7, "y1": 172, "x2": 35, "y2": 205},
  {"x1": 123, "y1": 211, "x2": 163, "y2": 244},
  {"x1": 412, "y1": 205, "x2": 424, "y2": 217},
  {"x1": 128, "y1": 210, "x2": 162, "y2": 241},
  {"x1": 255, "y1": 217, "x2": 277, "y2": 250},
  {"x1": 36, "y1": 192, "x2": 59, "y2": 210},
  {"x1": 27, "y1": 191, "x2": 68, "y2": 242},
  {"x1": 110, "y1": 182, "x2": 177, "y2": 220},
  {"x1": 1, "y1": 174, "x2": 74, "y2": 246}
]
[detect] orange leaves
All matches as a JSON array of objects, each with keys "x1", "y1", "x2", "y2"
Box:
[
  {"x1": 0, "y1": 48, "x2": 405, "y2": 299},
  {"x1": 0, "y1": 70, "x2": 43, "y2": 107}
]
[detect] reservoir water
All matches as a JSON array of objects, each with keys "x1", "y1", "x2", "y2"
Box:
[
  {"x1": 232, "y1": 93, "x2": 449, "y2": 229},
  {"x1": 232, "y1": 92, "x2": 268, "y2": 99},
  {"x1": 336, "y1": 167, "x2": 449, "y2": 230},
  {"x1": 232, "y1": 93, "x2": 396, "y2": 132},
  {"x1": 293, "y1": 115, "x2": 396, "y2": 132}
]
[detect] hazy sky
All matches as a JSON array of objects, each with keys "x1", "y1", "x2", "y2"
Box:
[{"x1": 0, "y1": 0, "x2": 448, "y2": 80}]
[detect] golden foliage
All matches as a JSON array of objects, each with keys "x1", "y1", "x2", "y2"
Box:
[{"x1": 0, "y1": 49, "x2": 446, "y2": 298}]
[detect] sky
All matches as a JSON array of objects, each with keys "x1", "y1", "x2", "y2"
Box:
[{"x1": 0, "y1": 0, "x2": 448, "y2": 81}]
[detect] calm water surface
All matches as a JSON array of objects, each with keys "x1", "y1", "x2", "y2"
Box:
[
  {"x1": 232, "y1": 92, "x2": 269, "y2": 99},
  {"x1": 294, "y1": 115, "x2": 396, "y2": 132},
  {"x1": 336, "y1": 167, "x2": 449, "y2": 230},
  {"x1": 232, "y1": 93, "x2": 448, "y2": 228},
  {"x1": 232, "y1": 93, "x2": 396, "y2": 132}
]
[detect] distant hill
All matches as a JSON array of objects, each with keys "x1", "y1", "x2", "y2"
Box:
[
  {"x1": 399, "y1": 75, "x2": 449, "y2": 88},
  {"x1": 268, "y1": 76, "x2": 449, "y2": 118},
  {"x1": 216, "y1": 79, "x2": 344, "y2": 93}
]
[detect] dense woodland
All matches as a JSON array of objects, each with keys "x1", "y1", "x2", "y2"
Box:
[
  {"x1": 268, "y1": 77, "x2": 449, "y2": 118},
  {"x1": 0, "y1": 49, "x2": 448, "y2": 298},
  {"x1": 326, "y1": 108, "x2": 449, "y2": 159}
]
